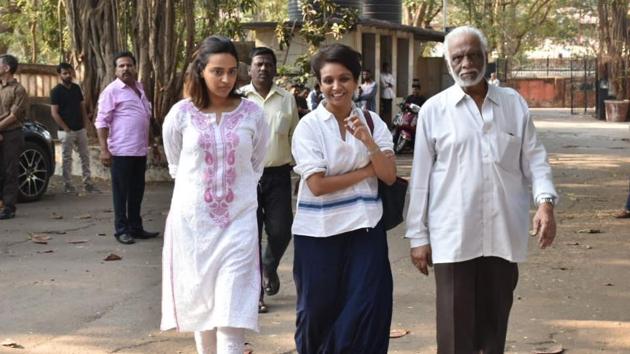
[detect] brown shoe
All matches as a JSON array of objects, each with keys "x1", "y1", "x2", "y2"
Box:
[{"x1": 614, "y1": 209, "x2": 630, "y2": 219}]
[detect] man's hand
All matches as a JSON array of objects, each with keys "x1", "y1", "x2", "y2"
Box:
[
  {"x1": 410, "y1": 244, "x2": 432, "y2": 276},
  {"x1": 532, "y1": 203, "x2": 556, "y2": 249},
  {"x1": 99, "y1": 149, "x2": 112, "y2": 167}
]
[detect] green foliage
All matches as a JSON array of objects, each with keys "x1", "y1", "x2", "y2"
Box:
[
  {"x1": 447, "y1": 0, "x2": 597, "y2": 60},
  {"x1": 0, "y1": 0, "x2": 68, "y2": 63},
  {"x1": 199, "y1": 0, "x2": 257, "y2": 40},
  {"x1": 274, "y1": 0, "x2": 359, "y2": 84},
  {"x1": 243, "y1": 0, "x2": 287, "y2": 22}
]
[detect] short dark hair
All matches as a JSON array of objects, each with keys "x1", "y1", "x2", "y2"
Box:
[
  {"x1": 249, "y1": 47, "x2": 277, "y2": 66},
  {"x1": 57, "y1": 62, "x2": 73, "y2": 73},
  {"x1": 113, "y1": 51, "x2": 136, "y2": 67},
  {"x1": 184, "y1": 36, "x2": 241, "y2": 110},
  {"x1": 311, "y1": 44, "x2": 362, "y2": 83},
  {"x1": 0, "y1": 54, "x2": 19, "y2": 74}
]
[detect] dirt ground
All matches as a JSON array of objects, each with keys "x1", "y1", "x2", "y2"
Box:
[{"x1": 0, "y1": 109, "x2": 628, "y2": 354}]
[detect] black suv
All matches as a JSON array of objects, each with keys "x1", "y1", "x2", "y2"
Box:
[{"x1": 18, "y1": 121, "x2": 55, "y2": 201}]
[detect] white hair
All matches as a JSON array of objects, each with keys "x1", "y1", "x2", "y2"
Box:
[{"x1": 443, "y1": 26, "x2": 488, "y2": 64}]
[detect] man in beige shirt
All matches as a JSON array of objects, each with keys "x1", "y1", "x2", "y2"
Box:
[
  {"x1": 0, "y1": 54, "x2": 27, "y2": 219},
  {"x1": 241, "y1": 47, "x2": 299, "y2": 313}
]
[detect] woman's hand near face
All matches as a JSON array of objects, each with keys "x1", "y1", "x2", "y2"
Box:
[{"x1": 345, "y1": 114, "x2": 374, "y2": 146}]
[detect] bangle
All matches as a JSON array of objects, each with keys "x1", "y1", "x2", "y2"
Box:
[{"x1": 368, "y1": 146, "x2": 380, "y2": 156}]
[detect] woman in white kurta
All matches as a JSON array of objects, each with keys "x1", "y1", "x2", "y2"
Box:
[{"x1": 160, "y1": 36, "x2": 268, "y2": 354}]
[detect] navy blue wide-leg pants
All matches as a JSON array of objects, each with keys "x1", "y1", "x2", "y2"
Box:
[{"x1": 293, "y1": 224, "x2": 393, "y2": 354}]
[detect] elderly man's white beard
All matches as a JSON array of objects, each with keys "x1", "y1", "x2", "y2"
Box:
[{"x1": 447, "y1": 60, "x2": 487, "y2": 88}]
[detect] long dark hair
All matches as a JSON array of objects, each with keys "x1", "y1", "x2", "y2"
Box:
[{"x1": 184, "y1": 36, "x2": 241, "y2": 109}]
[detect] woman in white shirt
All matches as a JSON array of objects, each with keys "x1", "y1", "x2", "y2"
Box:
[{"x1": 291, "y1": 44, "x2": 397, "y2": 354}]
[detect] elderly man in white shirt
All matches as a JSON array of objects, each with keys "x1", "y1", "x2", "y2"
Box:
[{"x1": 405, "y1": 26, "x2": 557, "y2": 353}]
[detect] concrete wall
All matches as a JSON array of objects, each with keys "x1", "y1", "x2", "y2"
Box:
[{"x1": 54, "y1": 144, "x2": 171, "y2": 182}]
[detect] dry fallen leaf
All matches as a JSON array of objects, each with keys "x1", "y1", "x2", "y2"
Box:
[
  {"x1": 577, "y1": 229, "x2": 601, "y2": 234},
  {"x1": 564, "y1": 242, "x2": 580, "y2": 246},
  {"x1": 67, "y1": 240, "x2": 88, "y2": 244},
  {"x1": 389, "y1": 329, "x2": 410, "y2": 338},
  {"x1": 50, "y1": 212, "x2": 63, "y2": 220},
  {"x1": 37, "y1": 250, "x2": 54, "y2": 254},
  {"x1": 532, "y1": 344, "x2": 563, "y2": 354},
  {"x1": 75, "y1": 214, "x2": 92, "y2": 219},
  {"x1": 1, "y1": 338, "x2": 24, "y2": 348},
  {"x1": 104, "y1": 253, "x2": 122, "y2": 261},
  {"x1": 97, "y1": 233, "x2": 107, "y2": 237},
  {"x1": 30, "y1": 234, "x2": 51, "y2": 244},
  {"x1": 43, "y1": 230, "x2": 66, "y2": 235}
]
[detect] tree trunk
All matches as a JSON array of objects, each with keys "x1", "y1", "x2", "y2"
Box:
[{"x1": 65, "y1": 0, "x2": 120, "y2": 136}]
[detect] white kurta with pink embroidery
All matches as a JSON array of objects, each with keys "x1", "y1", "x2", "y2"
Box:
[{"x1": 160, "y1": 98, "x2": 269, "y2": 332}]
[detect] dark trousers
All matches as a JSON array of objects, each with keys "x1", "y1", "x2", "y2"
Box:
[
  {"x1": 257, "y1": 165, "x2": 293, "y2": 273},
  {"x1": 293, "y1": 223, "x2": 393, "y2": 354},
  {"x1": 380, "y1": 98, "x2": 393, "y2": 127},
  {"x1": 625, "y1": 191, "x2": 630, "y2": 210},
  {"x1": 111, "y1": 156, "x2": 146, "y2": 236},
  {"x1": 434, "y1": 256, "x2": 519, "y2": 354},
  {"x1": 0, "y1": 129, "x2": 24, "y2": 211}
]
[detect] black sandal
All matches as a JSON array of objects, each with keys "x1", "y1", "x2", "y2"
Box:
[{"x1": 258, "y1": 301, "x2": 268, "y2": 313}]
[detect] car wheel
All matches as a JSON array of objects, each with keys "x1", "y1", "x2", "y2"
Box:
[{"x1": 18, "y1": 141, "x2": 51, "y2": 202}]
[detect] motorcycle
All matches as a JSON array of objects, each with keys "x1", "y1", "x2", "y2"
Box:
[{"x1": 391, "y1": 102, "x2": 421, "y2": 154}]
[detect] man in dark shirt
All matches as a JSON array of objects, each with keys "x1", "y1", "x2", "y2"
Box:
[
  {"x1": 404, "y1": 84, "x2": 427, "y2": 107},
  {"x1": 50, "y1": 62, "x2": 98, "y2": 193},
  {"x1": 290, "y1": 84, "x2": 309, "y2": 118},
  {"x1": 0, "y1": 54, "x2": 27, "y2": 219}
]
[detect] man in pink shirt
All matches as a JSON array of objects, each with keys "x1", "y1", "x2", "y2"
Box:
[{"x1": 95, "y1": 51, "x2": 159, "y2": 245}]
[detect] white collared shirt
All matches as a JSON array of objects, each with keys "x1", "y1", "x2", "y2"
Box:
[
  {"x1": 380, "y1": 72, "x2": 396, "y2": 99},
  {"x1": 405, "y1": 84, "x2": 558, "y2": 263},
  {"x1": 240, "y1": 83, "x2": 299, "y2": 167},
  {"x1": 291, "y1": 104, "x2": 394, "y2": 237}
]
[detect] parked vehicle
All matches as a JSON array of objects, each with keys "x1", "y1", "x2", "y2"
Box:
[
  {"x1": 18, "y1": 121, "x2": 55, "y2": 202},
  {"x1": 391, "y1": 102, "x2": 421, "y2": 154}
]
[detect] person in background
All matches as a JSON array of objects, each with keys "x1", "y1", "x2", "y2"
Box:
[
  {"x1": 290, "y1": 84, "x2": 309, "y2": 118},
  {"x1": 380, "y1": 62, "x2": 396, "y2": 127},
  {"x1": 489, "y1": 71, "x2": 501, "y2": 86},
  {"x1": 0, "y1": 54, "x2": 27, "y2": 220},
  {"x1": 357, "y1": 69, "x2": 377, "y2": 111},
  {"x1": 94, "y1": 51, "x2": 160, "y2": 245},
  {"x1": 307, "y1": 83, "x2": 322, "y2": 111},
  {"x1": 161, "y1": 35, "x2": 269, "y2": 354},
  {"x1": 404, "y1": 83, "x2": 427, "y2": 108},
  {"x1": 406, "y1": 26, "x2": 557, "y2": 353},
  {"x1": 50, "y1": 62, "x2": 99, "y2": 194},
  {"x1": 291, "y1": 43, "x2": 396, "y2": 353},
  {"x1": 240, "y1": 47, "x2": 299, "y2": 313}
]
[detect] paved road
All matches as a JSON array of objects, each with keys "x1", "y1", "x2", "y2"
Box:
[{"x1": 0, "y1": 110, "x2": 628, "y2": 353}]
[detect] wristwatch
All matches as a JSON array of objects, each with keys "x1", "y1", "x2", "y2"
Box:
[{"x1": 537, "y1": 197, "x2": 555, "y2": 206}]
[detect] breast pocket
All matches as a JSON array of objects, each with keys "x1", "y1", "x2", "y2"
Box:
[{"x1": 494, "y1": 131, "x2": 521, "y2": 172}]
